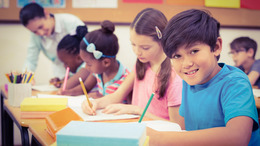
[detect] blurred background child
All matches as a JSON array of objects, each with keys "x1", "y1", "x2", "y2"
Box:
[
  {"x1": 230, "y1": 37, "x2": 260, "y2": 88},
  {"x1": 51, "y1": 25, "x2": 91, "y2": 95}
]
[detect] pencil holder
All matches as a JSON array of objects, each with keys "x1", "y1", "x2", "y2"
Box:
[{"x1": 8, "y1": 83, "x2": 32, "y2": 107}]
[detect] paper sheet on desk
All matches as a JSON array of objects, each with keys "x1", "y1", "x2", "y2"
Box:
[
  {"x1": 36, "y1": 94, "x2": 140, "y2": 121},
  {"x1": 32, "y1": 85, "x2": 59, "y2": 92},
  {"x1": 141, "y1": 120, "x2": 182, "y2": 132},
  {"x1": 253, "y1": 89, "x2": 260, "y2": 97}
]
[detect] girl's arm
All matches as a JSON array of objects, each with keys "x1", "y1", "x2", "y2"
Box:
[
  {"x1": 63, "y1": 68, "x2": 90, "y2": 90},
  {"x1": 148, "y1": 116, "x2": 253, "y2": 146},
  {"x1": 57, "y1": 71, "x2": 97, "y2": 96},
  {"x1": 82, "y1": 71, "x2": 135, "y2": 115},
  {"x1": 168, "y1": 105, "x2": 185, "y2": 129}
]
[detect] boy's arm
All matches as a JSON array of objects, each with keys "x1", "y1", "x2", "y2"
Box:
[
  {"x1": 148, "y1": 116, "x2": 253, "y2": 146},
  {"x1": 248, "y1": 71, "x2": 260, "y2": 87}
]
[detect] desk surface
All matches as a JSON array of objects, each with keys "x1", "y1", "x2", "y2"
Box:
[
  {"x1": 2, "y1": 86, "x2": 260, "y2": 146},
  {"x1": 2, "y1": 86, "x2": 146, "y2": 146}
]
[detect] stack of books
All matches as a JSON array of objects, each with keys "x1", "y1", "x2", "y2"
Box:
[
  {"x1": 56, "y1": 121, "x2": 147, "y2": 146},
  {"x1": 20, "y1": 97, "x2": 68, "y2": 119}
]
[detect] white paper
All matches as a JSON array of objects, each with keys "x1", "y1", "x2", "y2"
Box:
[
  {"x1": 253, "y1": 89, "x2": 260, "y2": 97},
  {"x1": 142, "y1": 120, "x2": 182, "y2": 132},
  {"x1": 32, "y1": 85, "x2": 59, "y2": 92},
  {"x1": 37, "y1": 94, "x2": 139, "y2": 121}
]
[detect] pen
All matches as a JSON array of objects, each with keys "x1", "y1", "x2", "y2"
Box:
[
  {"x1": 138, "y1": 93, "x2": 155, "y2": 123},
  {"x1": 62, "y1": 67, "x2": 70, "y2": 91},
  {"x1": 79, "y1": 77, "x2": 93, "y2": 108}
]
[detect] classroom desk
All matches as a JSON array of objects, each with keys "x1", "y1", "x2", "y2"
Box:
[
  {"x1": 0, "y1": 86, "x2": 56, "y2": 146},
  {"x1": 1, "y1": 86, "x2": 147, "y2": 146}
]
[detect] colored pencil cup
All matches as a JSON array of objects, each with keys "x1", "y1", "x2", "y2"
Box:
[{"x1": 8, "y1": 83, "x2": 32, "y2": 107}]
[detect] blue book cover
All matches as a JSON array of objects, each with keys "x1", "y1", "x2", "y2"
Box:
[{"x1": 56, "y1": 121, "x2": 146, "y2": 146}]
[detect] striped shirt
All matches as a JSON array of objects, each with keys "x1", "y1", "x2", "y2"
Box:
[{"x1": 94, "y1": 61, "x2": 130, "y2": 96}]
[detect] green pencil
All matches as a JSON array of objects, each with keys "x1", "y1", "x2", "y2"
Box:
[{"x1": 138, "y1": 93, "x2": 155, "y2": 123}]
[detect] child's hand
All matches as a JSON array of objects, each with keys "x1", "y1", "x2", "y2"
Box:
[
  {"x1": 102, "y1": 104, "x2": 138, "y2": 115},
  {"x1": 57, "y1": 89, "x2": 73, "y2": 96},
  {"x1": 49, "y1": 77, "x2": 62, "y2": 88},
  {"x1": 81, "y1": 99, "x2": 97, "y2": 115}
]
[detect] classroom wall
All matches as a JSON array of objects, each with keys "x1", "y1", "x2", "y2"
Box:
[{"x1": 0, "y1": 24, "x2": 260, "y2": 145}]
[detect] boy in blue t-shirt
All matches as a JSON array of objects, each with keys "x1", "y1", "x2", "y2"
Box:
[
  {"x1": 230, "y1": 37, "x2": 260, "y2": 89},
  {"x1": 147, "y1": 9, "x2": 260, "y2": 145}
]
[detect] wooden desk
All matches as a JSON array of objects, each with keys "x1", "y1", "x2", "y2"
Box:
[
  {"x1": 1, "y1": 86, "x2": 56, "y2": 146},
  {"x1": 1, "y1": 86, "x2": 145, "y2": 146}
]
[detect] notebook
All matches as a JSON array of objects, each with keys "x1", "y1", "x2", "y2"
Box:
[
  {"x1": 36, "y1": 94, "x2": 139, "y2": 121},
  {"x1": 56, "y1": 121, "x2": 147, "y2": 146}
]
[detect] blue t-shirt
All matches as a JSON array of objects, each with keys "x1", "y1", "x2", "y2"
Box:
[{"x1": 180, "y1": 63, "x2": 260, "y2": 145}]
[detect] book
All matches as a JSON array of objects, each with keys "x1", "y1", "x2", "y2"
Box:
[
  {"x1": 45, "y1": 107, "x2": 84, "y2": 139},
  {"x1": 20, "y1": 98, "x2": 68, "y2": 111},
  {"x1": 56, "y1": 121, "x2": 147, "y2": 146},
  {"x1": 51, "y1": 136, "x2": 149, "y2": 146},
  {"x1": 21, "y1": 111, "x2": 54, "y2": 119}
]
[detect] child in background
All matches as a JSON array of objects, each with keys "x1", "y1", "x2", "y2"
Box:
[
  {"x1": 81, "y1": 8, "x2": 183, "y2": 123},
  {"x1": 147, "y1": 9, "x2": 260, "y2": 145},
  {"x1": 230, "y1": 37, "x2": 260, "y2": 88},
  {"x1": 19, "y1": 3, "x2": 84, "y2": 83},
  {"x1": 75, "y1": 20, "x2": 130, "y2": 99},
  {"x1": 50, "y1": 25, "x2": 92, "y2": 95}
]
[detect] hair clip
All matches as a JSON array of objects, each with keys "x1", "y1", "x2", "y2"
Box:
[
  {"x1": 155, "y1": 26, "x2": 162, "y2": 39},
  {"x1": 83, "y1": 37, "x2": 115, "y2": 60}
]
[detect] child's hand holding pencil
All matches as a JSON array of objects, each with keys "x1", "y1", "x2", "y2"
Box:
[
  {"x1": 49, "y1": 77, "x2": 63, "y2": 88},
  {"x1": 79, "y1": 77, "x2": 96, "y2": 115}
]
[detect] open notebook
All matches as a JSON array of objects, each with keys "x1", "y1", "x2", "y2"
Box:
[{"x1": 37, "y1": 94, "x2": 139, "y2": 121}]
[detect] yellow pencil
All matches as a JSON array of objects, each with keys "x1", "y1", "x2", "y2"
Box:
[
  {"x1": 79, "y1": 77, "x2": 93, "y2": 108},
  {"x1": 28, "y1": 73, "x2": 35, "y2": 83}
]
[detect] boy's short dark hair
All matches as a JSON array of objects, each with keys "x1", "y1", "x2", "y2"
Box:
[
  {"x1": 19, "y1": 3, "x2": 45, "y2": 26},
  {"x1": 230, "y1": 37, "x2": 257, "y2": 59},
  {"x1": 162, "y1": 9, "x2": 220, "y2": 60}
]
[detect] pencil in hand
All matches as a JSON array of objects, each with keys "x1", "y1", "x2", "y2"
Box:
[{"x1": 79, "y1": 77, "x2": 93, "y2": 108}]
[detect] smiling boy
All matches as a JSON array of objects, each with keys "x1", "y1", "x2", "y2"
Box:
[{"x1": 147, "y1": 9, "x2": 260, "y2": 146}]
